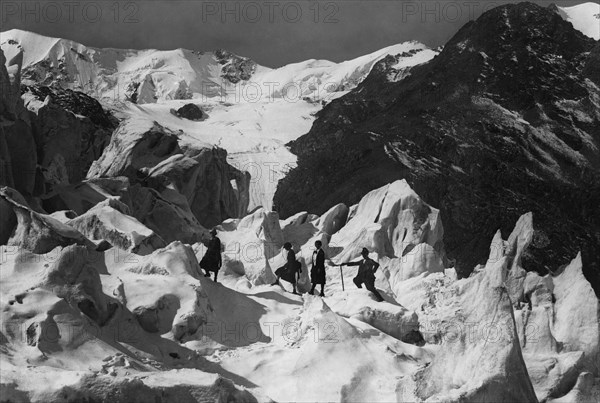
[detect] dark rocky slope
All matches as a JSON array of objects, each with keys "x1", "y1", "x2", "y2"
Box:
[
  {"x1": 274, "y1": 2, "x2": 600, "y2": 293},
  {"x1": 1, "y1": 49, "x2": 116, "y2": 207}
]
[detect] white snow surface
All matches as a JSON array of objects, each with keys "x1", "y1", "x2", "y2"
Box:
[
  {"x1": 0, "y1": 30, "x2": 436, "y2": 104},
  {"x1": 2, "y1": 180, "x2": 598, "y2": 402},
  {"x1": 557, "y1": 2, "x2": 600, "y2": 40}
]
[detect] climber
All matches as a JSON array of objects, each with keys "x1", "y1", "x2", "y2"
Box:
[
  {"x1": 200, "y1": 228, "x2": 222, "y2": 282},
  {"x1": 309, "y1": 240, "x2": 326, "y2": 297},
  {"x1": 271, "y1": 242, "x2": 301, "y2": 294},
  {"x1": 340, "y1": 247, "x2": 384, "y2": 302}
]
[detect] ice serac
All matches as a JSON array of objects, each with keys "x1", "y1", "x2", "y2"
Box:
[
  {"x1": 88, "y1": 121, "x2": 250, "y2": 229},
  {"x1": 45, "y1": 177, "x2": 209, "y2": 244},
  {"x1": 327, "y1": 292, "x2": 420, "y2": 343},
  {"x1": 503, "y1": 212, "x2": 534, "y2": 305},
  {"x1": 1, "y1": 187, "x2": 95, "y2": 253},
  {"x1": 553, "y1": 253, "x2": 600, "y2": 375},
  {"x1": 330, "y1": 180, "x2": 444, "y2": 263},
  {"x1": 548, "y1": 372, "x2": 600, "y2": 403},
  {"x1": 67, "y1": 198, "x2": 166, "y2": 255},
  {"x1": 0, "y1": 243, "x2": 120, "y2": 357},
  {"x1": 212, "y1": 208, "x2": 284, "y2": 285},
  {"x1": 480, "y1": 212, "x2": 600, "y2": 400},
  {"x1": 408, "y1": 255, "x2": 538, "y2": 402},
  {"x1": 106, "y1": 241, "x2": 214, "y2": 342},
  {"x1": 383, "y1": 242, "x2": 445, "y2": 286},
  {"x1": 314, "y1": 203, "x2": 349, "y2": 237},
  {"x1": 0, "y1": 238, "x2": 262, "y2": 400}
]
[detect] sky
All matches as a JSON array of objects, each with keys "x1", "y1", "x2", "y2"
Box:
[{"x1": 0, "y1": 1, "x2": 597, "y2": 67}]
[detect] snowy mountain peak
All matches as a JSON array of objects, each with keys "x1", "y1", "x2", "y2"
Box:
[
  {"x1": 555, "y1": 2, "x2": 600, "y2": 40},
  {"x1": 1, "y1": 29, "x2": 435, "y2": 105},
  {"x1": 1, "y1": 29, "x2": 255, "y2": 104}
]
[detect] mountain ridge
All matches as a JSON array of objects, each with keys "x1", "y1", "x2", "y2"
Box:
[
  {"x1": 274, "y1": 2, "x2": 600, "y2": 293},
  {"x1": 1, "y1": 28, "x2": 435, "y2": 105}
]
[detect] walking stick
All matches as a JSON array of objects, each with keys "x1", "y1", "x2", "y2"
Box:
[{"x1": 339, "y1": 265, "x2": 345, "y2": 291}]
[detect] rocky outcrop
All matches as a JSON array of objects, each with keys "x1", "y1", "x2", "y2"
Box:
[
  {"x1": 0, "y1": 49, "x2": 115, "y2": 202},
  {"x1": 21, "y1": 85, "x2": 113, "y2": 190},
  {"x1": 215, "y1": 49, "x2": 257, "y2": 84},
  {"x1": 274, "y1": 2, "x2": 600, "y2": 294},
  {"x1": 88, "y1": 121, "x2": 250, "y2": 229},
  {"x1": 0, "y1": 189, "x2": 17, "y2": 244},
  {"x1": 171, "y1": 103, "x2": 206, "y2": 121},
  {"x1": 1, "y1": 49, "x2": 36, "y2": 196}
]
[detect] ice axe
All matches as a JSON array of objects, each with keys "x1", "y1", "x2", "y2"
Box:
[{"x1": 339, "y1": 264, "x2": 345, "y2": 291}]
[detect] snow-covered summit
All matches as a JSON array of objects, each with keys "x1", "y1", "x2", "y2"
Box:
[
  {"x1": 1, "y1": 29, "x2": 435, "y2": 104},
  {"x1": 556, "y1": 2, "x2": 600, "y2": 40}
]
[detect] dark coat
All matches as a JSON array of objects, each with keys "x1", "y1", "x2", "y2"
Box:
[
  {"x1": 346, "y1": 257, "x2": 379, "y2": 280},
  {"x1": 200, "y1": 237, "x2": 222, "y2": 272},
  {"x1": 275, "y1": 249, "x2": 300, "y2": 284},
  {"x1": 310, "y1": 248, "x2": 326, "y2": 285}
]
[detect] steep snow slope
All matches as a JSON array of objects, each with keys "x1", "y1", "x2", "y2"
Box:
[
  {"x1": 557, "y1": 2, "x2": 600, "y2": 40},
  {"x1": 250, "y1": 42, "x2": 438, "y2": 101}
]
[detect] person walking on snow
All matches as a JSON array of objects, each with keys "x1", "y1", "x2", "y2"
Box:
[
  {"x1": 200, "y1": 228, "x2": 222, "y2": 282},
  {"x1": 340, "y1": 247, "x2": 384, "y2": 302},
  {"x1": 272, "y1": 242, "x2": 301, "y2": 294},
  {"x1": 309, "y1": 240, "x2": 326, "y2": 297}
]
